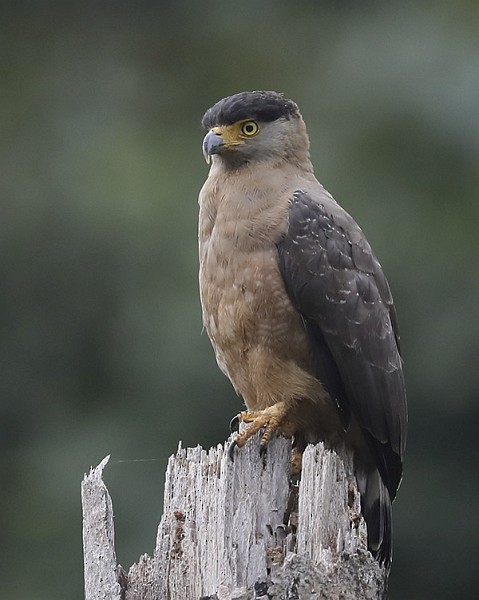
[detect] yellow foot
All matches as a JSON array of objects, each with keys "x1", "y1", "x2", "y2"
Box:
[{"x1": 228, "y1": 402, "x2": 296, "y2": 461}]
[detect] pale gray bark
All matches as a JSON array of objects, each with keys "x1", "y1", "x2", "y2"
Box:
[
  {"x1": 81, "y1": 455, "x2": 123, "y2": 600},
  {"x1": 82, "y1": 436, "x2": 387, "y2": 600}
]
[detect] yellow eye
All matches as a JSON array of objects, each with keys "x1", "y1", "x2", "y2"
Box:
[{"x1": 241, "y1": 121, "x2": 259, "y2": 136}]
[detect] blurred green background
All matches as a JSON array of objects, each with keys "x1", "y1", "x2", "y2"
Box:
[{"x1": 1, "y1": 1, "x2": 478, "y2": 598}]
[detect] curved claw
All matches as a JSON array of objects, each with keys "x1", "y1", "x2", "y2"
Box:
[
  {"x1": 228, "y1": 438, "x2": 238, "y2": 461},
  {"x1": 259, "y1": 443, "x2": 268, "y2": 458},
  {"x1": 230, "y1": 414, "x2": 241, "y2": 433}
]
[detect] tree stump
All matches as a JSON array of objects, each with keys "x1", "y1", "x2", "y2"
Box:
[{"x1": 82, "y1": 435, "x2": 387, "y2": 599}]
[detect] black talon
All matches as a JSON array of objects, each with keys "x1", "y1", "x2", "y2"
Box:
[
  {"x1": 230, "y1": 414, "x2": 241, "y2": 433},
  {"x1": 228, "y1": 439, "x2": 238, "y2": 461},
  {"x1": 259, "y1": 443, "x2": 268, "y2": 458}
]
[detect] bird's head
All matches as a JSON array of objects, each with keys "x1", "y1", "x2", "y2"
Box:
[{"x1": 201, "y1": 91, "x2": 312, "y2": 170}]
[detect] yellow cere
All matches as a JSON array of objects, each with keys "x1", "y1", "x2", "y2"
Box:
[{"x1": 211, "y1": 120, "x2": 260, "y2": 146}]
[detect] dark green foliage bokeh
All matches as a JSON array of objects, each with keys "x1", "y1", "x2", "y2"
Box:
[{"x1": 1, "y1": 1, "x2": 478, "y2": 598}]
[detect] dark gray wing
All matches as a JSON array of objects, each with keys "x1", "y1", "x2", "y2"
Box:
[{"x1": 277, "y1": 190, "x2": 407, "y2": 499}]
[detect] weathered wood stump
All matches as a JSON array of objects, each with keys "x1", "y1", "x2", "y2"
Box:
[{"x1": 82, "y1": 435, "x2": 387, "y2": 599}]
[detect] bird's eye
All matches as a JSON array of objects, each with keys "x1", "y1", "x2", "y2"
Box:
[{"x1": 241, "y1": 121, "x2": 259, "y2": 136}]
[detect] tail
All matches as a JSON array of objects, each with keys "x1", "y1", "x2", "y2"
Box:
[{"x1": 356, "y1": 466, "x2": 393, "y2": 567}]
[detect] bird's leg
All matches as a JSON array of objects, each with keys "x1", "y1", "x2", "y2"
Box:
[
  {"x1": 291, "y1": 434, "x2": 307, "y2": 476},
  {"x1": 291, "y1": 447, "x2": 302, "y2": 476},
  {"x1": 229, "y1": 401, "x2": 296, "y2": 459}
]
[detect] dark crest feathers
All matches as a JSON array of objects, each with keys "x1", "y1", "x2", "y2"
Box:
[{"x1": 202, "y1": 91, "x2": 300, "y2": 130}]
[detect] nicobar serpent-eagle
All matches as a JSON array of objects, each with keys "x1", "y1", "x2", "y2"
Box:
[{"x1": 198, "y1": 91, "x2": 407, "y2": 566}]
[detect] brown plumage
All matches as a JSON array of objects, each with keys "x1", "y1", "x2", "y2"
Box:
[{"x1": 198, "y1": 91, "x2": 407, "y2": 566}]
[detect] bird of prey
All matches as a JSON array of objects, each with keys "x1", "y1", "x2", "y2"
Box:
[{"x1": 198, "y1": 91, "x2": 407, "y2": 566}]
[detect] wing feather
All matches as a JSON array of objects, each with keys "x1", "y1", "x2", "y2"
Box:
[{"x1": 277, "y1": 190, "x2": 407, "y2": 497}]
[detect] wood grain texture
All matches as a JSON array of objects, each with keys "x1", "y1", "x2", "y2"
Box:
[
  {"x1": 81, "y1": 455, "x2": 123, "y2": 600},
  {"x1": 82, "y1": 437, "x2": 387, "y2": 599}
]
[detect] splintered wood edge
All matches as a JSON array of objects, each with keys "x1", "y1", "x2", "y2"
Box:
[
  {"x1": 81, "y1": 455, "x2": 123, "y2": 600},
  {"x1": 82, "y1": 441, "x2": 387, "y2": 599}
]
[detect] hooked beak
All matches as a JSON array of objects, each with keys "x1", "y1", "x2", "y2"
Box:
[{"x1": 202, "y1": 129, "x2": 225, "y2": 164}]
